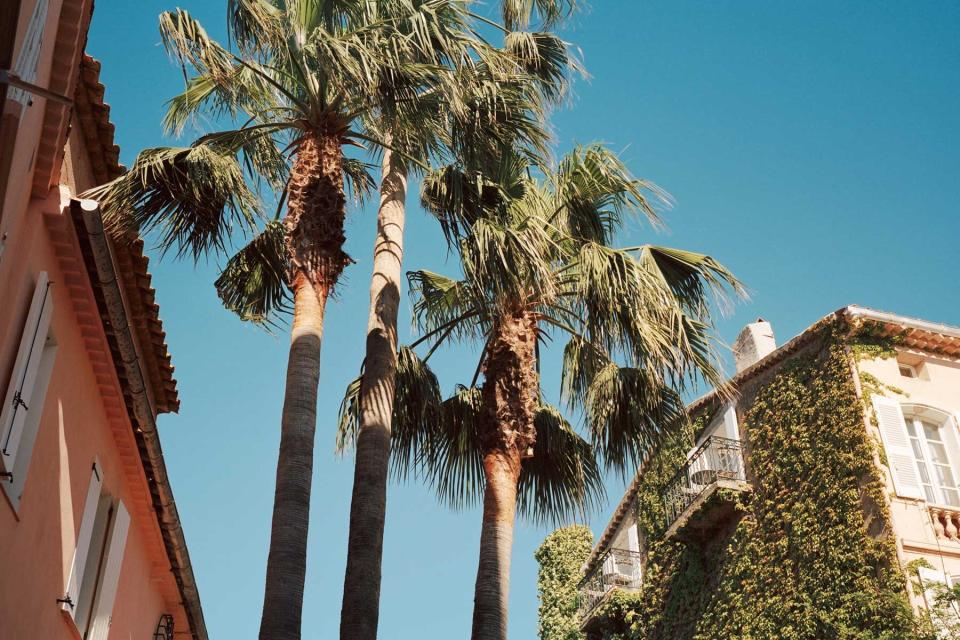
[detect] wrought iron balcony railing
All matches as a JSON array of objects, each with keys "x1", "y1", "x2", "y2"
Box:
[
  {"x1": 578, "y1": 547, "x2": 643, "y2": 621},
  {"x1": 662, "y1": 436, "x2": 746, "y2": 533}
]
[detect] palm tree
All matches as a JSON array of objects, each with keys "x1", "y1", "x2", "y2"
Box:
[
  {"x1": 340, "y1": 4, "x2": 581, "y2": 638},
  {"x1": 86, "y1": 2, "x2": 488, "y2": 638},
  {"x1": 342, "y1": 143, "x2": 743, "y2": 639}
]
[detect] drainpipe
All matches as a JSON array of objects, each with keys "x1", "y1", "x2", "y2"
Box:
[{"x1": 73, "y1": 198, "x2": 207, "y2": 640}]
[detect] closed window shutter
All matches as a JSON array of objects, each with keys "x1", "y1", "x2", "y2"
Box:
[
  {"x1": 1, "y1": 272, "x2": 53, "y2": 476},
  {"x1": 873, "y1": 396, "x2": 923, "y2": 499},
  {"x1": 86, "y1": 500, "x2": 130, "y2": 640},
  {"x1": 627, "y1": 523, "x2": 640, "y2": 553},
  {"x1": 721, "y1": 405, "x2": 740, "y2": 440},
  {"x1": 63, "y1": 460, "x2": 103, "y2": 618},
  {"x1": 9, "y1": 0, "x2": 49, "y2": 105}
]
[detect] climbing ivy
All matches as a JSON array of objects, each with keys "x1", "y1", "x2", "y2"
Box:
[
  {"x1": 583, "y1": 329, "x2": 924, "y2": 640},
  {"x1": 537, "y1": 525, "x2": 595, "y2": 640}
]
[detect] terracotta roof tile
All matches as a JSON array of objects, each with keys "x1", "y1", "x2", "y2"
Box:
[{"x1": 74, "y1": 55, "x2": 179, "y2": 413}]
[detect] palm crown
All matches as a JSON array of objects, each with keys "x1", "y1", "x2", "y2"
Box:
[
  {"x1": 340, "y1": 141, "x2": 745, "y2": 519},
  {"x1": 86, "y1": 0, "x2": 570, "y2": 318}
]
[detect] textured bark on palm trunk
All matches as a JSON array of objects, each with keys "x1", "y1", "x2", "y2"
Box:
[
  {"x1": 471, "y1": 312, "x2": 540, "y2": 640},
  {"x1": 472, "y1": 447, "x2": 522, "y2": 640},
  {"x1": 340, "y1": 149, "x2": 408, "y2": 640},
  {"x1": 259, "y1": 132, "x2": 346, "y2": 640}
]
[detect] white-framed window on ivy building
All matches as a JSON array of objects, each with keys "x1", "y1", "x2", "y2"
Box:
[
  {"x1": 1, "y1": 271, "x2": 56, "y2": 511},
  {"x1": 873, "y1": 396, "x2": 960, "y2": 506},
  {"x1": 906, "y1": 411, "x2": 960, "y2": 507}
]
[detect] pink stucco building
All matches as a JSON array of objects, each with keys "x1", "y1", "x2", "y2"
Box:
[{"x1": 0, "y1": 2, "x2": 206, "y2": 639}]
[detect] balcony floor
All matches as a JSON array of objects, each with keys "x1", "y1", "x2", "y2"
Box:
[{"x1": 663, "y1": 478, "x2": 751, "y2": 543}]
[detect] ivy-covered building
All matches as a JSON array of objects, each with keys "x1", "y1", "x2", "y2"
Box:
[{"x1": 570, "y1": 305, "x2": 960, "y2": 640}]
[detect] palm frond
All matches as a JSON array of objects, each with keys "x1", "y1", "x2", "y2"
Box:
[
  {"x1": 214, "y1": 220, "x2": 290, "y2": 325},
  {"x1": 638, "y1": 245, "x2": 747, "y2": 316},
  {"x1": 227, "y1": 0, "x2": 284, "y2": 53},
  {"x1": 84, "y1": 145, "x2": 260, "y2": 260},
  {"x1": 342, "y1": 157, "x2": 377, "y2": 204},
  {"x1": 552, "y1": 144, "x2": 669, "y2": 244},
  {"x1": 501, "y1": 0, "x2": 577, "y2": 30},
  {"x1": 163, "y1": 65, "x2": 282, "y2": 136},
  {"x1": 335, "y1": 345, "x2": 444, "y2": 478},
  {"x1": 390, "y1": 346, "x2": 444, "y2": 479},
  {"x1": 407, "y1": 270, "x2": 485, "y2": 342},
  {"x1": 581, "y1": 359, "x2": 686, "y2": 473},
  {"x1": 503, "y1": 30, "x2": 577, "y2": 103},
  {"x1": 427, "y1": 384, "x2": 486, "y2": 510},
  {"x1": 457, "y1": 214, "x2": 559, "y2": 310},
  {"x1": 159, "y1": 9, "x2": 234, "y2": 78},
  {"x1": 517, "y1": 403, "x2": 605, "y2": 524}
]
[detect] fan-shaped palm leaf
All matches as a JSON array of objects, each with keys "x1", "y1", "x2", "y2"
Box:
[
  {"x1": 214, "y1": 220, "x2": 290, "y2": 326},
  {"x1": 85, "y1": 145, "x2": 259, "y2": 260}
]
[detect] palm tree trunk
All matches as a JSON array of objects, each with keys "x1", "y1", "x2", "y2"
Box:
[
  {"x1": 472, "y1": 447, "x2": 522, "y2": 640},
  {"x1": 259, "y1": 132, "x2": 347, "y2": 640},
  {"x1": 471, "y1": 311, "x2": 539, "y2": 640},
  {"x1": 259, "y1": 275, "x2": 327, "y2": 640},
  {"x1": 340, "y1": 148, "x2": 407, "y2": 640}
]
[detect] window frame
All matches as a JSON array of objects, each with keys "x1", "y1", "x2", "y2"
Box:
[
  {"x1": 899, "y1": 363, "x2": 919, "y2": 379},
  {"x1": 903, "y1": 406, "x2": 960, "y2": 508}
]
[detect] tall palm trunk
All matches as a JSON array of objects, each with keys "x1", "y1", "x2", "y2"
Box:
[
  {"x1": 473, "y1": 446, "x2": 522, "y2": 640},
  {"x1": 472, "y1": 311, "x2": 539, "y2": 640},
  {"x1": 260, "y1": 132, "x2": 347, "y2": 640},
  {"x1": 340, "y1": 148, "x2": 407, "y2": 640}
]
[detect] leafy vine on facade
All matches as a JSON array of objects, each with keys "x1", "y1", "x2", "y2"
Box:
[
  {"x1": 570, "y1": 329, "x2": 929, "y2": 640},
  {"x1": 536, "y1": 525, "x2": 595, "y2": 640}
]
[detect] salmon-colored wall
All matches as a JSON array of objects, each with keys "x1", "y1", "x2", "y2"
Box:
[{"x1": 0, "y1": 6, "x2": 193, "y2": 638}]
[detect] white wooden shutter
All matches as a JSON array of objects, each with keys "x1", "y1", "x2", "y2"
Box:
[
  {"x1": 9, "y1": 0, "x2": 49, "y2": 105},
  {"x1": 86, "y1": 500, "x2": 130, "y2": 640},
  {"x1": 627, "y1": 524, "x2": 640, "y2": 553},
  {"x1": 721, "y1": 405, "x2": 740, "y2": 441},
  {"x1": 873, "y1": 396, "x2": 924, "y2": 500},
  {"x1": 602, "y1": 550, "x2": 616, "y2": 576},
  {"x1": 1, "y1": 272, "x2": 53, "y2": 476},
  {"x1": 63, "y1": 460, "x2": 103, "y2": 618}
]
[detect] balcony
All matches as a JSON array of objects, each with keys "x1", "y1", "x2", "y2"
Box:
[
  {"x1": 577, "y1": 547, "x2": 642, "y2": 625},
  {"x1": 661, "y1": 436, "x2": 749, "y2": 541},
  {"x1": 929, "y1": 505, "x2": 960, "y2": 541}
]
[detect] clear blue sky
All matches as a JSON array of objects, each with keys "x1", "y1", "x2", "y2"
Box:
[{"x1": 86, "y1": 2, "x2": 960, "y2": 637}]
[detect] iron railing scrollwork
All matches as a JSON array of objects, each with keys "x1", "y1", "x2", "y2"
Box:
[
  {"x1": 661, "y1": 436, "x2": 745, "y2": 531},
  {"x1": 577, "y1": 547, "x2": 643, "y2": 619}
]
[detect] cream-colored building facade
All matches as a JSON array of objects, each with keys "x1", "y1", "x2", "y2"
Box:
[{"x1": 579, "y1": 305, "x2": 960, "y2": 632}]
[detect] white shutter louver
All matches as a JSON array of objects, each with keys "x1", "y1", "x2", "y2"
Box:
[
  {"x1": 627, "y1": 524, "x2": 640, "y2": 553},
  {"x1": 1, "y1": 271, "x2": 53, "y2": 476},
  {"x1": 9, "y1": 0, "x2": 49, "y2": 105},
  {"x1": 873, "y1": 396, "x2": 924, "y2": 500},
  {"x1": 62, "y1": 460, "x2": 103, "y2": 618},
  {"x1": 86, "y1": 500, "x2": 130, "y2": 640}
]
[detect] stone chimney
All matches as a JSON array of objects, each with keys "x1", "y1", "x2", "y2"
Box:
[{"x1": 732, "y1": 318, "x2": 776, "y2": 373}]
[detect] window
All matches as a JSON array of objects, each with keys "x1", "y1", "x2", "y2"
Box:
[
  {"x1": 62, "y1": 460, "x2": 130, "y2": 640},
  {"x1": 874, "y1": 396, "x2": 960, "y2": 504},
  {"x1": 1, "y1": 272, "x2": 56, "y2": 510},
  {"x1": 907, "y1": 416, "x2": 960, "y2": 507},
  {"x1": 899, "y1": 363, "x2": 919, "y2": 378},
  {"x1": 9, "y1": 0, "x2": 49, "y2": 106}
]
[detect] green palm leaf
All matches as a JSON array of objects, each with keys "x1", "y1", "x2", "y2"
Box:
[{"x1": 214, "y1": 220, "x2": 290, "y2": 325}]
